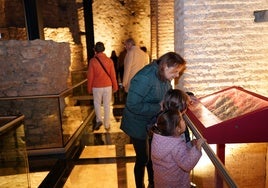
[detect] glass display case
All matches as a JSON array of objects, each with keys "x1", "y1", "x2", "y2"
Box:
[
  {"x1": 186, "y1": 86, "x2": 268, "y2": 144},
  {"x1": 0, "y1": 115, "x2": 30, "y2": 188},
  {"x1": 185, "y1": 86, "x2": 268, "y2": 187},
  {"x1": 0, "y1": 79, "x2": 94, "y2": 156}
]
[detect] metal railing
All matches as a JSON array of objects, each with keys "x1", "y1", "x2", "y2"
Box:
[
  {"x1": 0, "y1": 79, "x2": 88, "y2": 100},
  {"x1": 0, "y1": 115, "x2": 30, "y2": 188},
  {"x1": 184, "y1": 115, "x2": 237, "y2": 188}
]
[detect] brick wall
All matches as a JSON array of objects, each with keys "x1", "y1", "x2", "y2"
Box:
[
  {"x1": 172, "y1": 1, "x2": 268, "y2": 187},
  {"x1": 174, "y1": 0, "x2": 268, "y2": 98},
  {"x1": 150, "y1": 0, "x2": 158, "y2": 60}
]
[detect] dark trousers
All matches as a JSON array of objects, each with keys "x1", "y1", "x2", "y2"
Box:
[{"x1": 131, "y1": 137, "x2": 154, "y2": 188}]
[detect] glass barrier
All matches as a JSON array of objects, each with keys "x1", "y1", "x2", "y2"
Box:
[
  {"x1": 0, "y1": 115, "x2": 30, "y2": 188},
  {"x1": 71, "y1": 70, "x2": 88, "y2": 97},
  {"x1": 184, "y1": 115, "x2": 238, "y2": 188},
  {"x1": 0, "y1": 79, "x2": 94, "y2": 152}
]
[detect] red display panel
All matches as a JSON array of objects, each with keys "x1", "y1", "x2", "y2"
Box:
[{"x1": 186, "y1": 86, "x2": 268, "y2": 144}]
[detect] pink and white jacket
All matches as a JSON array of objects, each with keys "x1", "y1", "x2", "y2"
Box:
[{"x1": 151, "y1": 133, "x2": 202, "y2": 188}]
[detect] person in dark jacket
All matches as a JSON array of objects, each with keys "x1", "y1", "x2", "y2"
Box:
[{"x1": 120, "y1": 52, "x2": 186, "y2": 188}]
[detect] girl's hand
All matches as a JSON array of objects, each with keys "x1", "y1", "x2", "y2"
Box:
[
  {"x1": 188, "y1": 95, "x2": 198, "y2": 105},
  {"x1": 192, "y1": 138, "x2": 206, "y2": 150}
]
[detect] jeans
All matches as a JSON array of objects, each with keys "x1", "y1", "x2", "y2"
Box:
[{"x1": 131, "y1": 137, "x2": 154, "y2": 188}]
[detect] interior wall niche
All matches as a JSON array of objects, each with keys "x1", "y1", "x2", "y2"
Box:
[{"x1": 254, "y1": 10, "x2": 268, "y2": 22}]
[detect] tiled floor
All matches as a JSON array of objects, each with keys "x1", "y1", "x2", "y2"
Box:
[
  {"x1": 2, "y1": 105, "x2": 142, "y2": 188},
  {"x1": 59, "y1": 104, "x2": 139, "y2": 188},
  {"x1": 3, "y1": 104, "x2": 267, "y2": 188},
  {"x1": 0, "y1": 171, "x2": 48, "y2": 188},
  {"x1": 64, "y1": 164, "x2": 119, "y2": 188},
  {"x1": 6, "y1": 101, "x2": 266, "y2": 188},
  {"x1": 58, "y1": 103, "x2": 152, "y2": 188},
  {"x1": 62, "y1": 140, "x2": 149, "y2": 188},
  {"x1": 62, "y1": 115, "x2": 148, "y2": 188}
]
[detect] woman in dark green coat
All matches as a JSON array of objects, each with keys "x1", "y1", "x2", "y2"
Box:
[{"x1": 120, "y1": 52, "x2": 186, "y2": 188}]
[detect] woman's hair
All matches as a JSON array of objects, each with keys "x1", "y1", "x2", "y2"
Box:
[
  {"x1": 163, "y1": 89, "x2": 189, "y2": 112},
  {"x1": 154, "y1": 109, "x2": 181, "y2": 136},
  {"x1": 156, "y1": 52, "x2": 186, "y2": 81}
]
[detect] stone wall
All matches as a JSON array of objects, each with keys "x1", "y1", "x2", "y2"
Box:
[
  {"x1": 156, "y1": 0, "x2": 175, "y2": 56},
  {"x1": 150, "y1": 0, "x2": 158, "y2": 60},
  {"x1": 92, "y1": 0, "x2": 151, "y2": 58},
  {"x1": 0, "y1": 40, "x2": 70, "y2": 96},
  {"x1": 0, "y1": 0, "x2": 151, "y2": 66},
  {"x1": 0, "y1": 98, "x2": 63, "y2": 149}
]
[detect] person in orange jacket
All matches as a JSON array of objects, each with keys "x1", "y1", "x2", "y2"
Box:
[{"x1": 87, "y1": 42, "x2": 118, "y2": 131}]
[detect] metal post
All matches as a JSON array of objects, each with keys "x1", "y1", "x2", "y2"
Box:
[
  {"x1": 83, "y1": 0, "x2": 95, "y2": 61},
  {"x1": 22, "y1": 0, "x2": 44, "y2": 40}
]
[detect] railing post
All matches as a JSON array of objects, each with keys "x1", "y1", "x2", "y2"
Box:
[{"x1": 216, "y1": 144, "x2": 226, "y2": 188}]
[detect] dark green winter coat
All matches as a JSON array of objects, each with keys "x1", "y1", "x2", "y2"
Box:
[{"x1": 120, "y1": 61, "x2": 172, "y2": 140}]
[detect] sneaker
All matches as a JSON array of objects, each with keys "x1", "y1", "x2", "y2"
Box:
[
  {"x1": 105, "y1": 126, "x2": 110, "y2": 131},
  {"x1": 190, "y1": 182, "x2": 197, "y2": 188},
  {"x1": 93, "y1": 121, "x2": 103, "y2": 131}
]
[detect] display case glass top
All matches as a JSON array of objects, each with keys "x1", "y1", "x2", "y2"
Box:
[
  {"x1": 200, "y1": 87, "x2": 268, "y2": 122},
  {"x1": 186, "y1": 86, "x2": 268, "y2": 143}
]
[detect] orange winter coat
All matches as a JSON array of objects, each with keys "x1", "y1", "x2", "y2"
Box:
[{"x1": 87, "y1": 52, "x2": 118, "y2": 93}]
